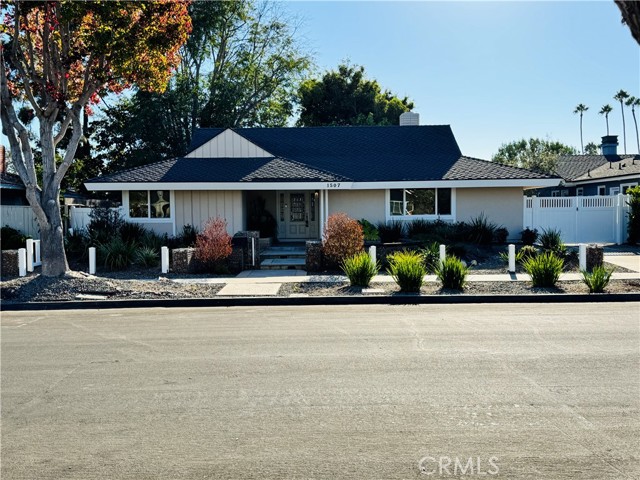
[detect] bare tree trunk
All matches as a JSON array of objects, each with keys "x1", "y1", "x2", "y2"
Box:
[{"x1": 632, "y1": 108, "x2": 639, "y2": 154}]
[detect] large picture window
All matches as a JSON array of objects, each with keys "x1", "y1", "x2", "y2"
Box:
[
  {"x1": 389, "y1": 188, "x2": 452, "y2": 216},
  {"x1": 129, "y1": 190, "x2": 171, "y2": 219}
]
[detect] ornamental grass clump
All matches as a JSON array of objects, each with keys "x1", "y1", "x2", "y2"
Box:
[
  {"x1": 436, "y1": 256, "x2": 468, "y2": 291},
  {"x1": 98, "y1": 238, "x2": 137, "y2": 271},
  {"x1": 581, "y1": 266, "x2": 614, "y2": 293},
  {"x1": 341, "y1": 252, "x2": 379, "y2": 287},
  {"x1": 523, "y1": 251, "x2": 564, "y2": 288},
  {"x1": 134, "y1": 246, "x2": 160, "y2": 267},
  {"x1": 322, "y1": 213, "x2": 364, "y2": 266},
  {"x1": 387, "y1": 251, "x2": 426, "y2": 293},
  {"x1": 539, "y1": 228, "x2": 566, "y2": 257}
]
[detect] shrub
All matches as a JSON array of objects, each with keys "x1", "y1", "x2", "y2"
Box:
[
  {"x1": 140, "y1": 231, "x2": 166, "y2": 252},
  {"x1": 119, "y1": 221, "x2": 148, "y2": 245},
  {"x1": 406, "y1": 219, "x2": 432, "y2": 238},
  {"x1": 493, "y1": 227, "x2": 509, "y2": 244},
  {"x1": 195, "y1": 217, "x2": 233, "y2": 269},
  {"x1": 581, "y1": 266, "x2": 614, "y2": 293},
  {"x1": 88, "y1": 207, "x2": 125, "y2": 244},
  {"x1": 387, "y1": 250, "x2": 426, "y2": 292},
  {"x1": 420, "y1": 241, "x2": 440, "y2": 273},
  {"x1": 627, "y1": 185, "x2": 640, "y2": 244},
  {"x1": 539, "y1": 228, "x2": 566, "y2": 256},
  {"x1": 523, "y1": 251, "x2": 564, "y2": 288},
  {"x1": 134, "y1": 246, "x2": 160, "y2": 267},
  {"x1": 64, "y1": 229, "x2": 89, "y2": 260},
  {"x1": 1, "y1": 225, "x2": 30, "y2": 250},
  {"x1": 518, "y1": 245, "x2": 539, "y2": 263},
  {"x1": 436, "y1": 256, "x2": 468, "y2": 291},
  {"x1": 446, "y1": 243, "x2": 467, "y2": 260},
  {"x1": 98, "y1": 238, "x2": 136, "y2": 271},
  {"x1": 521, "y1": 228, "x2": 538, "y2": 246},
  {"x1": 467, "y1": 214, "x2": 499, "y2": 245},
  {"x1": 322, "y1": 213, "x2": 364, "y2": 265},
  {"x1": 377, "y1": 220, "x2": 404, "y2": 243},
  {"x1": 358, "y1": 219, "x2": 379, "y2": 241},
  {"x1": 341, "y1": 251, "x2": 379, "y2": 287}
]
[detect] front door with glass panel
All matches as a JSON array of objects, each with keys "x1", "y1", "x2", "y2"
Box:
[{"x1": 277, "y1": 191, "x2": 319, "y2": 239}]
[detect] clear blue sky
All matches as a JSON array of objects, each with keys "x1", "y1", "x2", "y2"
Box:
[{"x1": 286, "y1": 0, "x2": 640, "y2": 159}]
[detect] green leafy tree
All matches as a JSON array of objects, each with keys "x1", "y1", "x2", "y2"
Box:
[
  {"x1": 599, "y1": 104, "x2": 613, "y2": 135},
  {"x1": 584, "y1": 142, "x2": 599, "y2": 155},
  {"x1": 614, "y1": 89, "x2": 630, "y2": 153},
  {"x1": 573, "y1": 104, "x2": 588, "y2": 154},
  {"x1": 0, "y1": 1, "x2": 191, "y2": 277},
  {"x1": 625, "y1": 95, "x2": 640, "y2": 153},
  {"x1": 492, "y1": 138, "x2": 577, "y2": 174},
  {"x1": 615, "y1": 1, "x2": 640, "y2": 45},
  {"x1": 297, "y1": 63, "x2": 414, "y2": 126}
]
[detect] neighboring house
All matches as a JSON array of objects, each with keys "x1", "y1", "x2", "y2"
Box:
[
  {"x1": 85, "y1": 114, "x2": 559, "y2": 241},
  {"x1": 536, "y1": 135, "x2": 640, "y2": 197},
  {"x1": 0, "y1": 171, "x2": 28, "y2": 206}
]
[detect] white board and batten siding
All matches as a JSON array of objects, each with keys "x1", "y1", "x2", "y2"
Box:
[
  {"x1": 186, "y1": 129, "x2": 272, "y2": 159},
  {"x1": 523, "y1": 194, "x2": 630, "y2": 244},
  {"x1": 174, "y1": 191, "x2": 244, "y2": 235},
  {"x1": 0, "y1": 205, "x2": 40, "y2": 238}
]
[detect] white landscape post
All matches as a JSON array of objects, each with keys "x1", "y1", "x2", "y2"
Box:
[
  {"x1": 89, "y1": 247, "x2": 96, "y2": 275},
  {"x1": 369, "y1": 245, "x2": 377, "y2": 265},
  {"x1": 34, "y1": 240, "x2": 41, "y2": 266},
  {"x1": 161, "y1": 246, "x2": 169, "y2": 274},
  {"x1": 439, "y1": 244, "x2": 446, "y2": 265},
  {"x1": 18, "y1": 248, "x2": 27, "y2": 277},
  {"x1": 26, "y1": 238, "x2": 34, "y2": 272},
  {"x1": 579, "y1": 244, "x2": 587, "y2": 271},
  {"x1": 508, "y1": 244, "x2": 516, "y2": 273}
]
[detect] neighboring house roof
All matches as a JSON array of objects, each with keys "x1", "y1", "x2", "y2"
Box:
[
  {"x1": 0, "y1": 172, "x2": 25, "y2": 190},
  {"x1": 88, "y1": 125, "x2": 556, "y2": 187},
  {"x1": 555, "y1": 154, "x2": 640, "y2": 182}
]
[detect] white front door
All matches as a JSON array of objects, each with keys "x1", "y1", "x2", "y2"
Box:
[{"x1": 277, "y1": 191, "x2": 319, "y2": 240}]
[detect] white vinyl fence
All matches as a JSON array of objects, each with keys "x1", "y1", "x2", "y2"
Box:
[
  {"x1": 0, "y1": 205, "x2": 40, "y2": 238},
  {"x1": 69, "y1": 206, "x2": 125, "y2": 232},
  {"x1": 523, "y1": 194, "x2": 630, "y2": 244}
]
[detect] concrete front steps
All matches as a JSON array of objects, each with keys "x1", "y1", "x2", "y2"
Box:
[{"x1": 260, "y1": 245, "x2": 306, "y2": 270}]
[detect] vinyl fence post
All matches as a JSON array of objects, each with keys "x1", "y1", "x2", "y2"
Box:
[
  {"x1": 579, "y1": 244, "x2": 587, "y2": 271},
  {"x1": 26, "y1": 238, "x2": 34, "y2": 272},
  {"x1": 161, "y1": 246, "x2": 169, "y2": 274},
  {"x1": 34, "y1": 240, "x2": 41, "y2": 266},
  {"x1": 89, "y1": 247, "x2": 96, "y2": 275},
  {"x1": 369, "y1": 245, "x2": 377, "y2": 265},
  {"x1": 508, "y1": 244, "x2": 516, "y2": 273},
  {"x1": 439, "y1": 244, "x2": 446, "y2": 265},
  {"x1": 18, "y1": 248, "x2": 27, "y2": 277}
]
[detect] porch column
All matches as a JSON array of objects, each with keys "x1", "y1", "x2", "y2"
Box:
[
  {"x1": 324, "y1": 189, "x2": 330, "y2": 234},
  {"x1": 319, "y1": 189, "x2": 325, "y2": 237}
]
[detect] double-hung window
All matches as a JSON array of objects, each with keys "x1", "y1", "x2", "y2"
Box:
[{"x1": 389, "y1": 188, "x2": 452, "y2": 216}]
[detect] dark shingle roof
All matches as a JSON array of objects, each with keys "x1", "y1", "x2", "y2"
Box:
[
  {"x1": 90, "y1": 125, "x2": 555, "y2": 184},
  {"x1": 572, "y1": 156, "x2": 640, "y2": 181},
  {"x1": 555, "y1": 154, "x2": 640, "y2": 181},
  {"x1": 445, "y1": 156, "x2": 555, "y2": 181}
]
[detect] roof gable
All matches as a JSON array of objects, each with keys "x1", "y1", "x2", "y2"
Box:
[{"x1": 186, "y1": 128, "x2": 273, "y2": 158}]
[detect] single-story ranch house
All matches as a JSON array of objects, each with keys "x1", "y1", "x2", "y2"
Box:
[{"x1": 85, "y1": 114, "x2": 560, "y2": 241}]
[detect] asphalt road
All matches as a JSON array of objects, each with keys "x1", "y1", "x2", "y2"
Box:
[{"x1": 1, "y1": 304, "x2": 639, "y2": 479}]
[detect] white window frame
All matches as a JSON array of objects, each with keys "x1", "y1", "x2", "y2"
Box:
[
  {"x1": 621, "y1": 182, "x2": 638, "y2": 194},
  {"x1": 385, "y1": 188, "x2": 456, "y2": 222},
  {"x1": 123, "y1": 190, "x2": 175, "y2": 222},
  {"x1": 597, "y1": 185, "x2": 606, "y2": 196},
  {"x1": 576, "y1": 187, "x2": 584, "y2": 196},
  {"x1": 551, "y1": 190, "x2": 560, "y2": 197},
  {"x1": 560, "y1": 189, "x2": 569, "y2": 197},
  {"x1": 610, "y1": 186, "x2": 620, "y2": 195}
]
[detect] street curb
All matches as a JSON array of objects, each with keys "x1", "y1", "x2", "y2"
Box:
[{"x1": 3, "y1": 292, "x2": 640, "y2": 311}]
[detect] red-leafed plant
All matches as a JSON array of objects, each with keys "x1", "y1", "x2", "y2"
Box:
[
  {"x1": 195, "y1": 217, "x2": 233, "y2": 272},
  {"x1": 322, "y1": 213, "x2": 364, "y2": 266}
]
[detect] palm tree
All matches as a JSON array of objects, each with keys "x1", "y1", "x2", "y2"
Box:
[
  {"x1": 574, "y1": 104, "x2": 588, "y2": 154},
  {"x1": 599, "y1": 104, "x2": 613, "y2": 135},
  {"x1": 614, "y1": 90, "x2": 630, "y2": 153},
  {"x1": 626, "y1": 96, "x2": 640, "y2": 153}
]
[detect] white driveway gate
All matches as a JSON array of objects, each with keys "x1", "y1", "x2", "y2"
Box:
[{"x1": 523, "y1": 195, "x2": 630, "y2": 244}]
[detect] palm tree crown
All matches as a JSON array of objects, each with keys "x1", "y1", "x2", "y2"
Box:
[
  {"x1": 599, "y1": 104, "x2": 613, "y2": 135},
  {"x1": 614, "y1": 90, "x2": 630, "y2": 153},
  {"x1": 574, "y1": 104, "x2": 589, "y2": 154}
]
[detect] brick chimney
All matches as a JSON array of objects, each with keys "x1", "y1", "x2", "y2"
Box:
[{"x1": 600, "y1": 135, "x2": 618, "y2": 155}]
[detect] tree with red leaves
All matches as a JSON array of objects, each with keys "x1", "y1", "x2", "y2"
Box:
[{"x1": 0, "y1": 1, "x2": 191, "y2": 276}]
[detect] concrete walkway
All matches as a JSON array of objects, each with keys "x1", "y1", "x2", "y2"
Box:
[{"x1": 602, "y1": 253, "x2": 640, "y2": 272}]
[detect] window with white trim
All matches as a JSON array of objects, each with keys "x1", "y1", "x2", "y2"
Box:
[
  {"x1": 560, "y1": 190, "x2": 569, "y2": 197},
  {"x1": 576, "y1": 187, "x2": 584, "y2": 196},
  {"x1": 129, "y1": 190, "x2": 171, "y2": 218},
  {"x1": 597, "y1": 186, "x2": 606, "y2": 196},
  {"x1": 551, "y1": 190, "x2": 560, "y2": 197},
  {"x1": 621, "y1": 183, "x2": 638, "y2": 194},
  {"x1": 389, "y1": 188, "x2": 452, "y2": 216},
  {"x1": 610, "y1": 187, "x2": 620, "y2": 195}
]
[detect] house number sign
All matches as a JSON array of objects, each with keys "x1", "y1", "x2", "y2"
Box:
[{"x1": 326, "y1": 183, "x2": 342, "y2": 188}]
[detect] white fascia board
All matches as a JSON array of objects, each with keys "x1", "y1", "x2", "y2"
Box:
[
  {"x1": 85, "y1": 178, "x2": 561, "y2": 191},
  {"x1": 84, "y1": 181, "x2": 355, "y2": 191},
  {"x1": 564, "y1": 173, "x2": 640, "y2": 186},
  {"x1": 351, "y1": 178, "x2": 562, "y2": 189}
]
